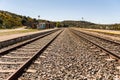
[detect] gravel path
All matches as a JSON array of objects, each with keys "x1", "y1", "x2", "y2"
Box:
[{"x1": 19, "y1": 28, "x2": 120, "y2": 80}]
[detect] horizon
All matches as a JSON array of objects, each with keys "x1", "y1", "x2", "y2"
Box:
[
  {"x1": 0, "y1": 10, "x2": 119, "y2": 25},
  {"x1": 0, "y1": 0, "x2": 120, "y2": 24}
]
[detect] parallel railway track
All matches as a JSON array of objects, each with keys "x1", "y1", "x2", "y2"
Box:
[
  {"x1": 70, "y1": 29, "x2": 120, "y2": 60},
  {"x1": 0, "y1": 29, "x2": 63, "y2": 80}
]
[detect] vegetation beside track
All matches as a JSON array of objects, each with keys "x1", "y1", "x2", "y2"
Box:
[{"x1": 0, "y1": 28, "x2": 40, "y2": 36}]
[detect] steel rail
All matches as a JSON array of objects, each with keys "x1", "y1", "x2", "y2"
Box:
[
  {"x1": 72, "y1": 29, "x2": 120, "y2": 45},
  {"x1": 70, "y1": 29, "x2": 120, "y2": 60},
  {"x1": 0, "y1": 29, "x2": 60, "y2": 55},
  {"x1": 6, "y1": 30, "x2": 63, "y2": 80}
]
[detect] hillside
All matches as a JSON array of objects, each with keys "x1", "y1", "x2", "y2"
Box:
[
  {"x1": 61, "y1": 20, "x2": 95, "y2": 27},
  {"x1": 61, "y1": 20, "x2": 120, "y2": 30},
  {"x1": 0, "y1": 10, "x2": 37, "y2": 29},
  {"x1": 1, "y1": 10, "x2": 120, "y2": 30}
]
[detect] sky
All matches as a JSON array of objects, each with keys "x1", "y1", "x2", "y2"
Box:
[{"x1": 0, "y1": 0, "x2": 120, "y2": 24}]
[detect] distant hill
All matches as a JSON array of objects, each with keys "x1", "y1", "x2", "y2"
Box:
[
  {"x1": 1, "y1": 10, "x2": 120, "y2": 30},
  {"x1": 61, "y1": 20, "x2": 95, "y2": 27},
  {"x1": 0, "y1": 10, "x2": 57, "y2": 29},
  {"x1": 61, "y1": 20, "x2": 120, "y2": 30},
  {"x1": 0, "y1": 10, "x2": 37, "y2": 29}
]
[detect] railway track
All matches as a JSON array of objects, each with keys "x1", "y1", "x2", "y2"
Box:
[
  {"x1": 0, "y1": 29, "x2": 63, "y2": 80},
  {"x1": 70, "y1": 29, "x2": 120, "y2": 60},
  {"x1": 18, "y1": 28, "x2": 119, "y2": 79},
  {"x1": 0, "y1": 29, "x2": 60, "y2": 54}
]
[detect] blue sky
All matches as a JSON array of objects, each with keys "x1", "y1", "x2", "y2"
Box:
[{"x1": 0, "y1": 0, "x2": 120, "y2": 24}]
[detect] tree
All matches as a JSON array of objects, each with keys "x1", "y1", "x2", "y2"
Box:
[
  {"x1": 56, "y1": 22, "x2": 61, "y2": 27},
  {"x1": 21, "y1": 16, "x2": 28, "y2": 26},
  {"x1": 0, "y1": 18, "x2": 3, "y2": 28},
  {"x1": 0, "y1": 18, "x2": 3, "y2": 25}
]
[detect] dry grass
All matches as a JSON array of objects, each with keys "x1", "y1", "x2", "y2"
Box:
[
  {"x1": 72, "y1": 27, "x2": 120, "y2": 35},
  {"x1": 0, "y1": 29, "x2": 39, "y2": 36},
  {"x1": 84, "y1": 29, "x2": 120, "y2": 35}
]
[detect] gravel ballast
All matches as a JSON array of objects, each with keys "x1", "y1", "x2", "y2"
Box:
[{"x1": 19, "y1": 28, "x2": 120, "y2": 80}]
